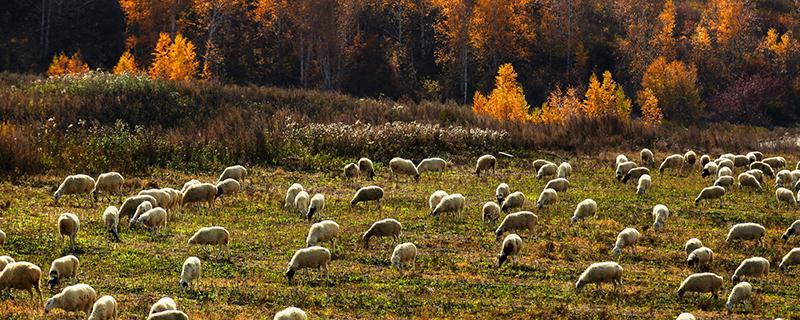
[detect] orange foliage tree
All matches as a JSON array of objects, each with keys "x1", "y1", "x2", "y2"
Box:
[
  {"x1": 148, "y1": 33, "x2": 199, "y2": 80},
  {"x1": 532, "y1": 86, "x2": 582, "y2": 124},
  {"x1": 47, "y1": 52, "x2": 90, "y2": 77},
  {"x1": 472, "y1": 63, "x2": 531, "y2": 122},
  {"x1": 113, "y1": 51, "x2": 140, "y2": 74},
  {"x1": 637, "y1": 88, "x2": 662, "y2": 127},
  {"x1": 642, "y1": 57, "x2": 702, "y2": 125},
  {"x1": 582, "y1": 71, "x2": 631, "y2": 119}
]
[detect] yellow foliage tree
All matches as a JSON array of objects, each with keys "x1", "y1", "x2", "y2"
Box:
[
  {"x1": 113, "y1": 51, "x2": 140, "y2": 74},
  {"x1": 582, "y1": 71, "x2": 631, "y2": 119},
  {"x1": 533, "y1": 86, "x2": 582, "y2": 125},
  {"x1": 472, "y1": 63, "x2": 531, "y2": 122},
  {"x1": 637, "y1": 88, "x2": 662, "y2": 128},
  {"x1": 653, "y1": 0, "x2": 676, "y2": 59},
  {"x1": 47, "y1": 52, "x2": 90, "y2": 77},
  {"x1": 642, "y1": 57, "x2": 702, "y2": 124},
  {"x1": 148, "y1": 33, "x2": 199, "y2": 80},
  {"x1": 148, "y1": 33, "x2": 172, "y2": 79}
]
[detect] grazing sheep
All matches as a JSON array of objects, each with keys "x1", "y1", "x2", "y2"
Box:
[
  {"x1": 188, "y1": 226, "x2": 230, "y2": 258},
  {"x1": 306, "y1": 220, "x2": 340, "y2": 254},
  {"x1": 180, "y1": 256, "x2": 201, "y2": 290},
  {"x1": 747, "y1": 151, "x2": 764, "y2": 162},
  {"x1": 138, "y1": 189, "x2": 172, "y2": 210},
  {"x1": 733, "y1": 155, "x2": 750, "y2": 168},
  {"x1": 182, "y1": 183, "x2": 217, "y2": 209},
  {"x1": 149, "y1": 297, "x2": 177, "y2": 315},
  {"x1": 687, "y1": 247, "x2": 714, "y2": 270},
  {"x1": 54, "y1": 174, "x2": 95, "y2": 206},
  {"x1": 685, "y1": 238, "x2": 703, "y2": 255},
  {"x1": 417, "y1": 157, "x2": 447, "y2": 174},
  {"x1": 495, "y1": 211, "x2": 537, "y2": 241},
  {"x1": 718, "y1": 167, "x2": 733, "y2": 178},
  {"x1": 570, "y1": 199, "x2": 598, "y2": 224},
  {"x1": 161, "y1": 188, "x2": 183, "y2": 211},
  {"x1": 498, "y1": 234, "x2": 523, "y2": 267},
  {"x1": 351, "y1": 186, "x2": 384, "y2": 209},
  {"x1": 556, "y1": 162, "x2": 572, "y2": 179},
  {"x1": 621, "y1": 167, "x2": 650, "y2": 183},
  {"x1": 641, "y1": 148, "x2": 654, "y2": 166},
  {"x1": 533, "y1": 159, "x2": 554, "y2": 172},
  {"x1": 776, "y1": 187, "x2": 796, "y2": 208},
  {"x1": 293, "y1": 191, "x2": 310, "y2": 216},
  {"x1": 482, "y1": 202, "x2": 501, "y2": 224},
  {"x1": 101, "y1": 206, "x2": 119, "y2": 242},
  {"x1": 475, "y1": 155, "x2": 497, "y2": 176},
  {"x1": 362, "y1": 218, "x2": 402, "y2": 249},
  {"x1": 738, "y1": 173, "x2": 762, "y2": 191},
  {"x1": 358, "y1": 157, "x2": 375, "y2": 180},
  {"x1": 684, "y1": 150, "x2": 697, "y2": 167},
  {"x1": 44, "y1": 283, "x2": 97, "y2": 318},
  {"x1": 181, "y1": 179, "x2": 201, "y2": 192},
  {"x1": 615, "y1": 154, "x2": 629, "y2": 167},
  {"x1": 428, "y1": 190, "x2": 448, "y2": 210},
  {"x1": 390, "y1": 157, "x2": 420, "y2": 181},
  {"x1": 776, "y1": 169, "x2": 793, "y2": 188},
  {"x1": 136, "y1": 208, "x2": 168, "y2": 232},
  {"x1": 92, "y1": 172, "x2": 124, "y2": 202},
  {"x1": 749, "y1": 161, "x2": 774, "y2": 178},
  {"x1": 727, "y1": 281, "x2": 753, "y2": 313},
  {"x1": 0, "y1": 261, "x2": 42, "y2": 304},
  {"x1": 781, "y1": 220, "x2": 800, "y2": 242},
  {"x1": 694, "y1": 186, "x2": 725, "y2": 208},
  {"x1": 716, "y1": 158, "x2": 735, "y2": 171},
  {"x1": 611, "y1": 228, "x2": 640, "y2": 256},
  {"x1": 130, "y1": 201, "x2": 153, "y2": 223},
  {"x1": 701, "y1": 154, "x2": 712, "y2": 166},
  {"x1": 495, "y1": 183, "x2": 510, "y2": 204},
  {"x1": 726, "y1": 223, "x2": 766, "y2": 247},
  {"x1": 714, "y1": 175, "x2": 735, "y2": 188},
  {"x1": 536, "y1": 188, "x2": 558, "y2": 209},
  {"x1": 343, "y1": 163, "x2": 360, "y2": 179},
  {"x1": 676, "y1": 313, "x2": 696, "y2": 320},
  {"x1": 615, "y1": 161, "x2": 637, "y2": 180},
  {"x1": 58, "y1": 212, "x2": 80, "y2": 250},
  {"x1": 306, "y1": 193, "x2": 325, "y2": 221},
  {"x1": 677, "y1": 272, "x2": 723, "y2": 299},
  {"x1": 702, "y1": 162, "x2": 719, "y2": 178},
  {"x1": 215, "y1": 178, "x2": 241, "y2": 200},
  {"x1": 637, "y1": 174, "x2": 652, "y2": 195},
  {"x1": 501, "y1": 191, "x2": 525, "y2": 212},
  {"x1": 745, "y1": 169, "x2": 764, "y2": 183},
  {"x1": 652, "y1": 204, "x2": 669, "y2": 231},
  {"x1": 118, "y1": 195, "x2": 158, "y2": 221},
  {"x1": 544, "y1": 178, "x2": 569, "y2": 193},
  {"x1": 575, "y1": 261, "x2": 623, "y2": 292},
  {"x1": 432, "y1": 193, "x2": 466, "y2": 218},
  {"x1": 284, "y1": 184, "x2": 305, "y2": 210},
  {"x1": 88, "y1": 295, "x2": 117, "y2": 320},
  {"x1": 763, "y1": 156, "x2": 786, "y2": 169},
  {"x1": 731, "y1": 257, "x2": 770, "y2": 282},
  {"x1": 147, "y1": 310, "x2": 189, "y2": 320},
  {"x1": 659, "y1": 154, "x2": 685, "y2": 174},
  {"x1": 274, "y1": 307, "x2": 307, "y2": 320},
  {"x1": 391, "y1": 242, "x2": 418, "y2": 272},
  {"x1": 779, "y1": 248, "x2": 800, "y2": 271},
  {"x1": 286, "y1": 246, "x2": 331, "y2": 283},
  {"x1": 0, "y1": 256, "x2": 15, "y2": 271},
  {"x1": 720, "y1": 153, "x2": 735, "y2": 161},
  {"x1": 537, "y1": 163, "x2": 558, "y2": 180},
  {"x1": 48, "y1": 255, "x2": 79, "y2": 289},
  {"x1": 218, "y1": 165, "x2": 247, "y2": 183}
]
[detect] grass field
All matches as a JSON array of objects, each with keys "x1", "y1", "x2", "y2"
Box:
[{"x1": 0, "y1": 153, "x2": 799, "y2": 319}]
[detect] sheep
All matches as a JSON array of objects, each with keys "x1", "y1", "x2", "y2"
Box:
[
  {"x1": 293, "y1": 191, "x2": 310, "y2": 217},
  {"x1": 611, "y1": 228, "x2": 640, "y2": 257},
  {"x1": 738, "y1": 173, "x2": 762, "y2": 191},
  {"x1": 482, "y1": 202, "x2": 501, "y2": 224},
  {"x1": 358, "y1": 157, "x2": 375, "y2": 180},
  {"x1": 781, "y1": 220, "x2": 800, "y2": 242},
  {"x1": 149, "y1": 297, "x2": 177, "y2": 315},
  {"x1": 181, "y1": 183, "x2": 217, "y2": 209},
  {"x1": 745, "y1": 169, "x2": 764, "y2": 183},
  {"x1": 677, "y1": 272, "x2": 723, "y2": 299},
  {"x1": 501, "y1": 191, "x2": 525, "y2": 212},
  {"x1": 495, "y1": 183, "x2": 510, "y2": 203},
  {"x1": 687, "y1": 247, "x2": 713, "y2": 270},
  {"x1": 636, "y1": 174, "x2": 652, "y2": 195},
  {"x1": 676, "y1": 313, "x2": 696, "y2": 320},
  {"x1": 136, "y1": 208, "x2": 168, "y2": 233},
  {"x1": 685, "y1": 238, "x2": 703, "y2": 255},
  {"x1": 188, "y1": 226, "x2": 230, "y2": 258},
  {"x1": 498, "y1": 234, "x2": 523, "y2": 267},
  {"x1": 640, "y1": 148, "x2": 654, "y2": 166},
  {"x1": 54, "y1": 174, "x2": 95, "y2": 206},
  {"x1": 536, "y1": 188, "x2": 558, "y2": 209},
  {"x1": 162, "y1": 188, "x2": 184, "y2": 211},
  {"x1": 391, "y1": 242, "x2": 418, "y2": 272},
  {"x1": 284, "y1": 183, "x2": 305, "y2": 210},
  {"x1": 48, "y1": 255, "x2": 79, "y2": 289},
  {"x1": 306, "y1": 193, "x2": 325, "y2": 221},
  {"x1": 779, "y1": 248, "x2": 800, "y2": 271},
  {"x1": 575, "y1": 261, "x2": 623, "y2": 292},
  {"x1": 138, "y1": 189, "x2": 172, "y2": 210},
  {"x1": 731, "y1": 257, "x2": 770, "y2": 282},
  {"x1": 274, "y1": 307, "x2": 308, "y2": 320},
  {"x1": 147, "y1": 310, "x2": 189, "y2": 320},
  {"x1": 726, "y1": 281, "x2": 753, "y2": 313},
  {"x1": 88, "y1": 295, "x2": 117, "y2": 320},
  {"x1": 180, "y1": 256, "x2": 201, "y2": 290},
  {"x1": 570, "y1": 199, "x2": 597, "y2": 224},
  {"x1": 544, "y1": 178, "x2": 569, "y2": 193},
  {"x1": 0, "y1": 261, "x2": 42, "y2": 305},
  {"x1": 556, "y1": 162, "x2": 572, "y2": 179},
  {"x1": 362, "y1": 218, "x2": 402, "y2": 249},
  {"x1": 218, "y1": 165, "x2": 247, "y2": 183},
  {"x1": 718, "y1": 167, "x2": 733, "y2": 178},
  {"x1": 495, "y1": 211, "x2": 537, "y2": 241},
  {"x1": 776, "y1": 169, "x2": 793, "y2": 188},
  {"x1": 700, "y1": 154, "x2": 712, "y2": 166},
  {"x1": 652, "y1": 204, "x2": 669, "y2": 231},
  {"x1": 532, "y1": 159, "x2": 555, "y2": 172},
  {"x1": 92, "y1": 172, "x2": 124, "y2": 202},
  {"x1": 694, "y1": 186, "x2": 725, "y2": 208},
  {"x1": 684, "y1": 150, "x2": 697, "y2": 167},
  {"x1": 716, "y1": 158, "x2": 735, "y2": 171},
  {"x1": 713, "y1": 175, "x2": 735, "y2": 188},
  {"x1": 306, "y1": 220, "x2": 340, "y2": 254},
  {"x1": 215, "y1": 178, "x2": 241, "y2": 200},
  {"x1": 475, "y1": 154, "x2": 497, "y2": 176},
  {"x1": 720, "y1": 153, "x2": 735, "y2": 161},
  {"x1": 428, "y1": 190, "x2": 448, "y2": 210},
  {"x1": 44, "y1": 283, "x2": 97, "y2": 318},
  {"x1": 181, "y1": 179, "x2": 201, "y2": 192},
  {"x1": 701, "y1": 162, "x2": 719, "y2": 177},
  {"x1": 343, "y1": 163, "x2": 360, "y2": 179},
  {"x1": 351, "y1": 186, "x2": 384, "y2": 209},
  {"x1": 0, "y1": 256, "x2": 15, "y2": 271},
  {"x1": 615, "y1": 154, "x2": 629, "y2": 167},
  {"x1": 733, "y1": 155, "x2": 750, "y2": 168},
  {"x1": 417, "y1": 157, "x2": 447, "y2": 174},
  {"x1": 118, "y1": 195, "x2": 158, "y2": 221},
  {"x1": 621, "y1": 167, "x2": 650, "y2": 183},
  {"x1": 615, "y1": 161, "x2": 637, "y2": 180},
  {"x1": 749, "y1": 161, "x2": 774, "y2": 178},
  {"x1": 537, "y1": 163, "x2": 558, "y2": 180},
  {"x1": 58, "y1": 212, "x2": 80, "y2": 250},
  {"x1": 776, "y1": 187, "x2": 796, "y2": 208},
  {"x1": 389, "y1": 157, "x2": 420, "y2": 181},
  {"x1": 763, "y1": 156, "x2": 785, "y2": 169},
  {"x1": 101, "y1": 207, "x2": 120, "y2": 241},
  {"x1": 747, "y1": 151, "x2": 764, "y2": 162},
  {"x1": 659, "y1": 154, "x2": 685, "y2": 174},
  {"x1": 286, "y1": 246, "x2": 331, "y2": 283},
  {"x1": 725, "y1": 223, "x2": 766, "y2": 247},
  {"x1": 130, "y1": 200, "x2": 153, "y2": 224},
  {"x1": 431, "y1": 193, "x2": 466, "y2": 219}
]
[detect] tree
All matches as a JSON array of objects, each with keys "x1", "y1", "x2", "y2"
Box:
[
  {"x1": 637, "y1": 88, "x2": 661, "y2": 127},
  {"x1": 148, "y1": 33, "x2": 173, "y2": 79},
  {"x1": 472, "y1": 63, "x2": 530, "y2": 122},
  {"x1": 652, "y1": 0, "x2": 676, "y2": 60},
  {"x1": 148, "y1": 33, "x2": 199, "y2": 80},
  {"x1": 119, "y1": 0, "x2": 190, "y2": 53},
  {"x1": 47, "y1": 51, "x2": 90, "y2": 76},
  {"x1": 192, "y1": 0, "x2": 243, "y2": 80},
  {"x1": 583, "y1": 71, "x2": 631, "y2": 119},
  {"x1": 469, "y1": 0, "x2": 535, "y2": 74},
  {"x1": 432, "y1": 0, "x2": 474, "y2": 104},
  {"x1": 113, "y1": 50, "x2": 140, "y2": 74},
  {"x1": 532, "y1": 86, "x2": 582, "y2": 124},
  {"x1": 641, "y1": 57, "x2": 702, "y2": 125}
]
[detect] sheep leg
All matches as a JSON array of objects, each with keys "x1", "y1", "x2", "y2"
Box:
[
  {"x1": 331, "y1": 239, "x2": 336, "y2": 256},
  {"x1": 719, "y1": 197, "x2": 724, "y2": 208}
]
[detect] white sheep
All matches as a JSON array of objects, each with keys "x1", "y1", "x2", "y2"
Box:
[
  {"x1": 684, "y1": 150, "x2": 698, "y2": 168},
  {"x1": 621, "y1": 167, "x2": 650, "y2": 183},
  {"x1": 54, "y1": 174, "x2": 96, "y2": 206},
  {"x1": 118, "y1": 195, "x2": 158, "y2": 221},
  {"x1": 615, "y1": 161, "x2": 637, "y2": 180},
  {"x1": 652, "y1": 204, "x2": 669, "y2": 230},
  {"x1": 763, "y1": 156, "x2": 786, "y2": 169},
  {"x1": 92, "y1": 172, "x2": 124, "y2": 202},
  {"x1": 615, "y1": 154, "x2": 629, "y2": 167},
  {"x1": 44, "y1": 283, "x2": 97, "y2": 318},
  {"x1": 306, "y1": 220, "x2": 340, "y2": 254},
  {"x1": 343, "y1": 163, "x2": 360, "y2": 179},
  {"x1": 747, "y1": 151, "x2": 763, "y2": 162},
  {"x1": 702, "y1": 162, "x2": 718, "y2": 178},
  {"x1": 162, "y1": 188, "x2": 184, "y2": 211},
  {"x1": 425, "y1": 190, "x2": 448, "y2": 211},
  {"x1": 181, "y1": 183, "x2": 217, "y2": 209},
  {"x1": 88, "y1": 295, "x2": 117, "y2": 320},
  {"x1": 694, "y1": 186, "x2": 725, "y2": 208},
  {"x1": 138, "y1": 189, "x2": 172, "y2": 210},
  {"x1": 58, "y1": 212, "x2": 80, "y2": 250},
  {"x1": 537, "y1": 163, "x2": 558, "y2": 180},
  {"x1": 286, "y1": 246, "x2": 331, "y2": 283},
  {"x1": 498, "y1": 234, "x2": 523, "y2": 267},
  {"x1": 685, "y1": 238, "x2": 703, "y2": 255},
  {"x1": 432, "y1": 193, "x2": 466, "y2": 219},
  {"x1": 641, "y1": 148, "x2": 654, "y2": 166},
  {"x1": 544, "y1": 178, "x2": 569, "y2": 193},
  {"x1": 745, "y1": 169, "x2": 764, "y2": 183},
  {"x1": 390, "y1": 157, "x2": 420, "y2": 181},
  {"x1": 48, "y1": 255, "x2": 79, "y2": 289},
  {"x1": 274, "y1": 307, "x2": 308, "y2": 320},
  {"x1": 738, "y1": 173, "x2": 762, "y2": 191},
  {"x1": 501, "y1": 191, "x2": 525, "y2": 212},
  {"x1": 781, "y1": 220, "x2": 800, "y2": 242},
  {"x1": 147, "y1": 310, "x2": 189, "y2": 320},
  {"x1": 570, "y1": 199, "x2": 597, "y2": 224},
  {"x1": 294, "y1": 191, "x2": 310, "y2": 217},
  {"x1": 726, "y1": 281, "x2": 753, "y2": 313},
  {"x1": 136, "y1": 208, "x2": 168, "y2": 233},
  {"x1": 716, "y1": 158, "x2": 735, "y2": 171},
  {"x1": 495, "y1": 211, "x2": 538, "y2": 241},
  {"x1": 714, "y1": 175, "x2": 734, "y2": 188},
  {"x1": 417, "y1": 157, "x2": 447, "y2": 173},
  {"x1": 149, "y1": 297, "x2": 177, "y2": 315},
  {"x1": 731, "y1": 257, "x2": 769, "y2": 282},
  {"x1": 362, "y1": 218, "x2": 402, "y2": 249},
  {"x1": 181, "y1": 179, "x2": 201, "y2": 192},
  {"x1": 130, "y1": 200, "x2": 153, "y2": 224},
  {"x1": 218, "y1": 165, "x2": 247, "y2": 183},
  {"x1": 351, "y1": 186, "x2": 384, "y2": 209},
  {"x1": 776, "y1": 187, "x2": 797, "y2": 208},
  {"x1": 495, "y1": 183, "x2": 510, "y2": 203},
  {"x1": 749, "y1": 161, "x2": 774, "y2": 178},
  {"x1": 779, "y1": 248, "x2": 800, "y2": 271},
  {"x1": 536, "y1": 188, "x2": 558, "y2": 209},
  {"x1": 611, "y1": 228, "x2": 640, "y2": 257},
  {"x1": 391, "y1": 242, "x2": 418, "y2": 272},
  {"x1": 188, "y1": 226, "x2": 230, "y2": 258},
  {"x1": 726, "y1": 223, "x2": 766, "y2": 247},
  {"x1": 180, "y1": 256, "x2": 201, "y2": 290},
  {"x1": 306, "y1": 193, "x2": 325, "y2": 221},
  {"x1": 637, "y1": 174, "x2": 652, "y2": 195},
  {"x1": 575, "y1": 261, "x2": 623, "y2": 292},
  {"x1": 215, "y1": 178, "x2": 241, "y2": 200},
  {"x1": 475, "y1": 154, "x2": 497, "y2": 176},
  {"x1": 676, "y1": 313, "x2": 696, "y2": 320},
  {"x1": 776, "y1": 169, "x2": 793, "y2": 188},
  {"x1": 533, "y1": 159, "x2": 555, "y2": 172},
  {"x1": 659, "y1": 154, "x2": 685, "y2": 174},
  {"x1": 102, "y1": 206, "x2": 120, "y2": 242},
  {"x1": 0, "y1": 255, "x2": 15, "y2": 271},
  {"x1": 482, "y1": 201, "x2": 501, "y2": 225},
  {"x1": 686, "y1": 247, "x2": 713, "y2": 270},
  {"x1": 733, "y1": 154, "x2": 750, "y2": 168},
  {"x1": 358, "y1": 157, "x2": 375, "y2": 180},
  {"x1": 556, "y1": 162, "x2": 572, "y2": 179},
  {"x1": 677, "y1": 272, "x2": 723, "y2": 299},
  {"x1": 0, "y1": 261, "x2": 42, "y2": 305},
  {"x1": 701, "y1": 154, "x2": 712, "y2": 166},
  {"x1": 284, "y1": 183, "x2": 305, "y2": 210}
]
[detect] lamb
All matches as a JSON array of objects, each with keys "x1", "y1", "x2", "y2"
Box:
[
  {"x1": 358, "y1": 157, "x2": 375, "y2": 180},
  {"x1": 677, "y1": 272, "x2": 723, "y2": 299},
  {"x1": 501, "y1": 191, "x2": 525, "y2": 212},
  {"x1": 575, "y1": 261, "x2": 623, "y2": 292},
  {"x1": 615, "y1": 154, "x2": 629, "y2": 167},
  {"x1": 621, "y1": 167, "x2": 650, "y2": 183},
  {"x1": 713, "y1": 175, "x2": 735, "y2": 188},
  {"x1": 776, "y1": 169, "x2": 793, "y2": 188},
  {"x1": 763, "y1": 156, "x2": 786, "y2": 169},
  {"x1": 58, "y1": 212, "x2": 80, "y2": 250},
  {"x1": 215, "y1": 178, "x2": 241, "y2": 199},
  {"x1": 118, "y1": 195, "x2": 158, "y2": 220},
  {"x1": 700, "y1": 154, "x2": 712, "y2": 166},
  {"x1": 218, "y1": 165, "x2": 247, "y2": 183},
  {"x1": 725, "y1": 223, "x2": 766, "y2": 246},
  {"x1": 428, "y1": 190, "x2": 448, "y2": 210},
  {"x1": 685, "y1": 238, "x2": 703, "y2": 255},
  {"x1": 102, "y1": 206, "x2": 119, "y2": 242},
  {"x1": 475, "y1": 154, "x2": 497, "y2": 176},
  {"x1": 745, "y1": 169, "x2": 764, "y2": 183},
  {"x1": 637, "y1": 174, "x2": 652, "y2": 195},
  {"x1": 747, "y1": 151, "x2": 763, "y2": 162},
  {"x1": 391, "y1": 242, "x2": 418, "y2": 272},
  {"x1": 44, "y1": 283, "x2": 97, "y2": 318},
  {"x1": 147, "y1": 310, "x2": 189, "y2": 320},
  {"x1": 431, "y1": 193, "x2": 466, "y2": 218},
  {"x1": 294, "y1": 191, "x2": 310, "y2": 216},
  {"x1": 749, "y1": 161, "x2": 774, "y2": 178},
  {"x1": 776, "y1": 187, "x2": 796, "y2": 208},
  {"x1": 733, "y1": 155, "x2": 750, "y2": 168},
  {"x1": 533, "y1": 159, "x2": 555, "y2": 172},
  {"x1": 0, "y1": 256, "x2": 15, "y2": 271},
  {"x1": 351, "y1": 186, "x2": 384, "y2": 209},
  {"x1": 718, "y1": 167, "x2": 733, "y2": 178},
  {"x1": 659, "y1": 154, "x2": 685, "y2": 174},
  {"x1": 676, "y1": 313, "x2": 696, "y2": 320},
  {"x1": 343, "y1": 163, "x2": 360, "y2": 179},
  {"x1": 556, "y1": 162, "x2": 572, "y2": 179},
  {"x1": 615, "y1": 161, "x2": 637, "y2": 180},
  {"x1": 92, "y1": 172, "x2": 124, "y2": 202},
  {"x1": 482, "y1": 202, "x2": 501, "y2": 225},
  {"x1": 390, "y1": 157, "x2": 420, "y2": 181},
  {"x1": 362, "y1": 218, "x2": 402, "y2": 249},
  {"x1": 694, "y1": 186, "x2": 725, "y2": 208},
  {"x1": 537, "y1": 163, "x2": 558, "y2": 180},
  {"x1": 54, "y1": 174, "x2": 95, "y2": 206},
  {"x1": 702, "y1": 162, "x2": 718, "y2": 178},
  {"x1": 726, "y1": 281, "x2": 753, "y2": 313},
  {"x1": 570, "y1": 199, "x2": 597, "y2": 224},
  {"x1": 284, "y1": 183, "x2": 305, "y2": 210},
  {"x1": 306, "y1": 193, "x2": 325, "y2": 221},
  {"x1": 87, "y1": 295, "x2": 117, "y2": 320},
  {"x1": 417, "y1": 157, "x2": 447, "y2": 173},
  {"x1": 0, "y1": 261, "x2": 42, "y2": 305},
  {"x1": 138, "y1": 189, "x2": 172, "y2": 210},
  {"x1": 716, "y1": 158, "x2": 735, "y2": 171},
  {"x1": 731, "y1": 257, "x2": 770, "y2": 282},
  {"x1": 495, "y1": 211, "x2": 537, "y2": 241},
  {"x1": 286, "y1": 246, "x2": 331, "y2": 283},
  {"x1": 536, "y1": 188, "x2": 558, "y2": 209},
  {"x1": 779, "y1": 248, "x2": 800, "y2": 271},
  {"x1": 495, "y1": 183, "x2": 510, "y2": 203},
  {"x1": 188, "y1": 226, "x2": 230, "y2": 258},
  {"x1": 686, "y1": 247, "x2": 713, "y2": 270},
  {"x1": 306, "y1": 220, "x2": 340, "y2": 254},
  {"x1": 149, "y1": 297, "x2": 177, "y2": 315},
  {"x1": 130, "y1": 200, "x2": 153, "y2": 223},
  {"x1": 781, "y1": 220, "x2": 800, "y2": 242},
  {"x1": 181, "y1": 179, "x2": 201, "y2": 192},
  {"x1": 274, "y1": 307, "x2": 307, "y2": 320},
  {"x1": 640, "y1": 148, "x2": 654, "y2": 166},
  {"x1": 498, "y1": 234, "x2": 523, "y2": 267},
  {"x1": 652, "y1": 204, "x2": 669, "y2": 231},
  {"x1": 544, "y1": 178, "x2": 569, "y2": 193},
  {"x1": 738, "y1": 173, "x2": 762, "y2": 191},
  {"x1": 611, "y1": 228, "x2": 640, "y2": 256},
  {"x1": 180, "y1": 256, "x2": 201, "y2": 289},
  {"x1": 48, "y1": 255, "x2": 79, "y2": 289},
  {"x1": 684, "y1": 150, "x2": 698, "y2": 167},
  {"x1": 181, "y1": 183, "x2": 217, "y2": 209},
  {"x1": 136, "y1": 208, "x2": 168, "y2": 232}
]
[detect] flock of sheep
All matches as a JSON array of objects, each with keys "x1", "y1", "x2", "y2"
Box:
[{"x1": 1, "y1": 150, "x2": 800, "y2": 319}]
